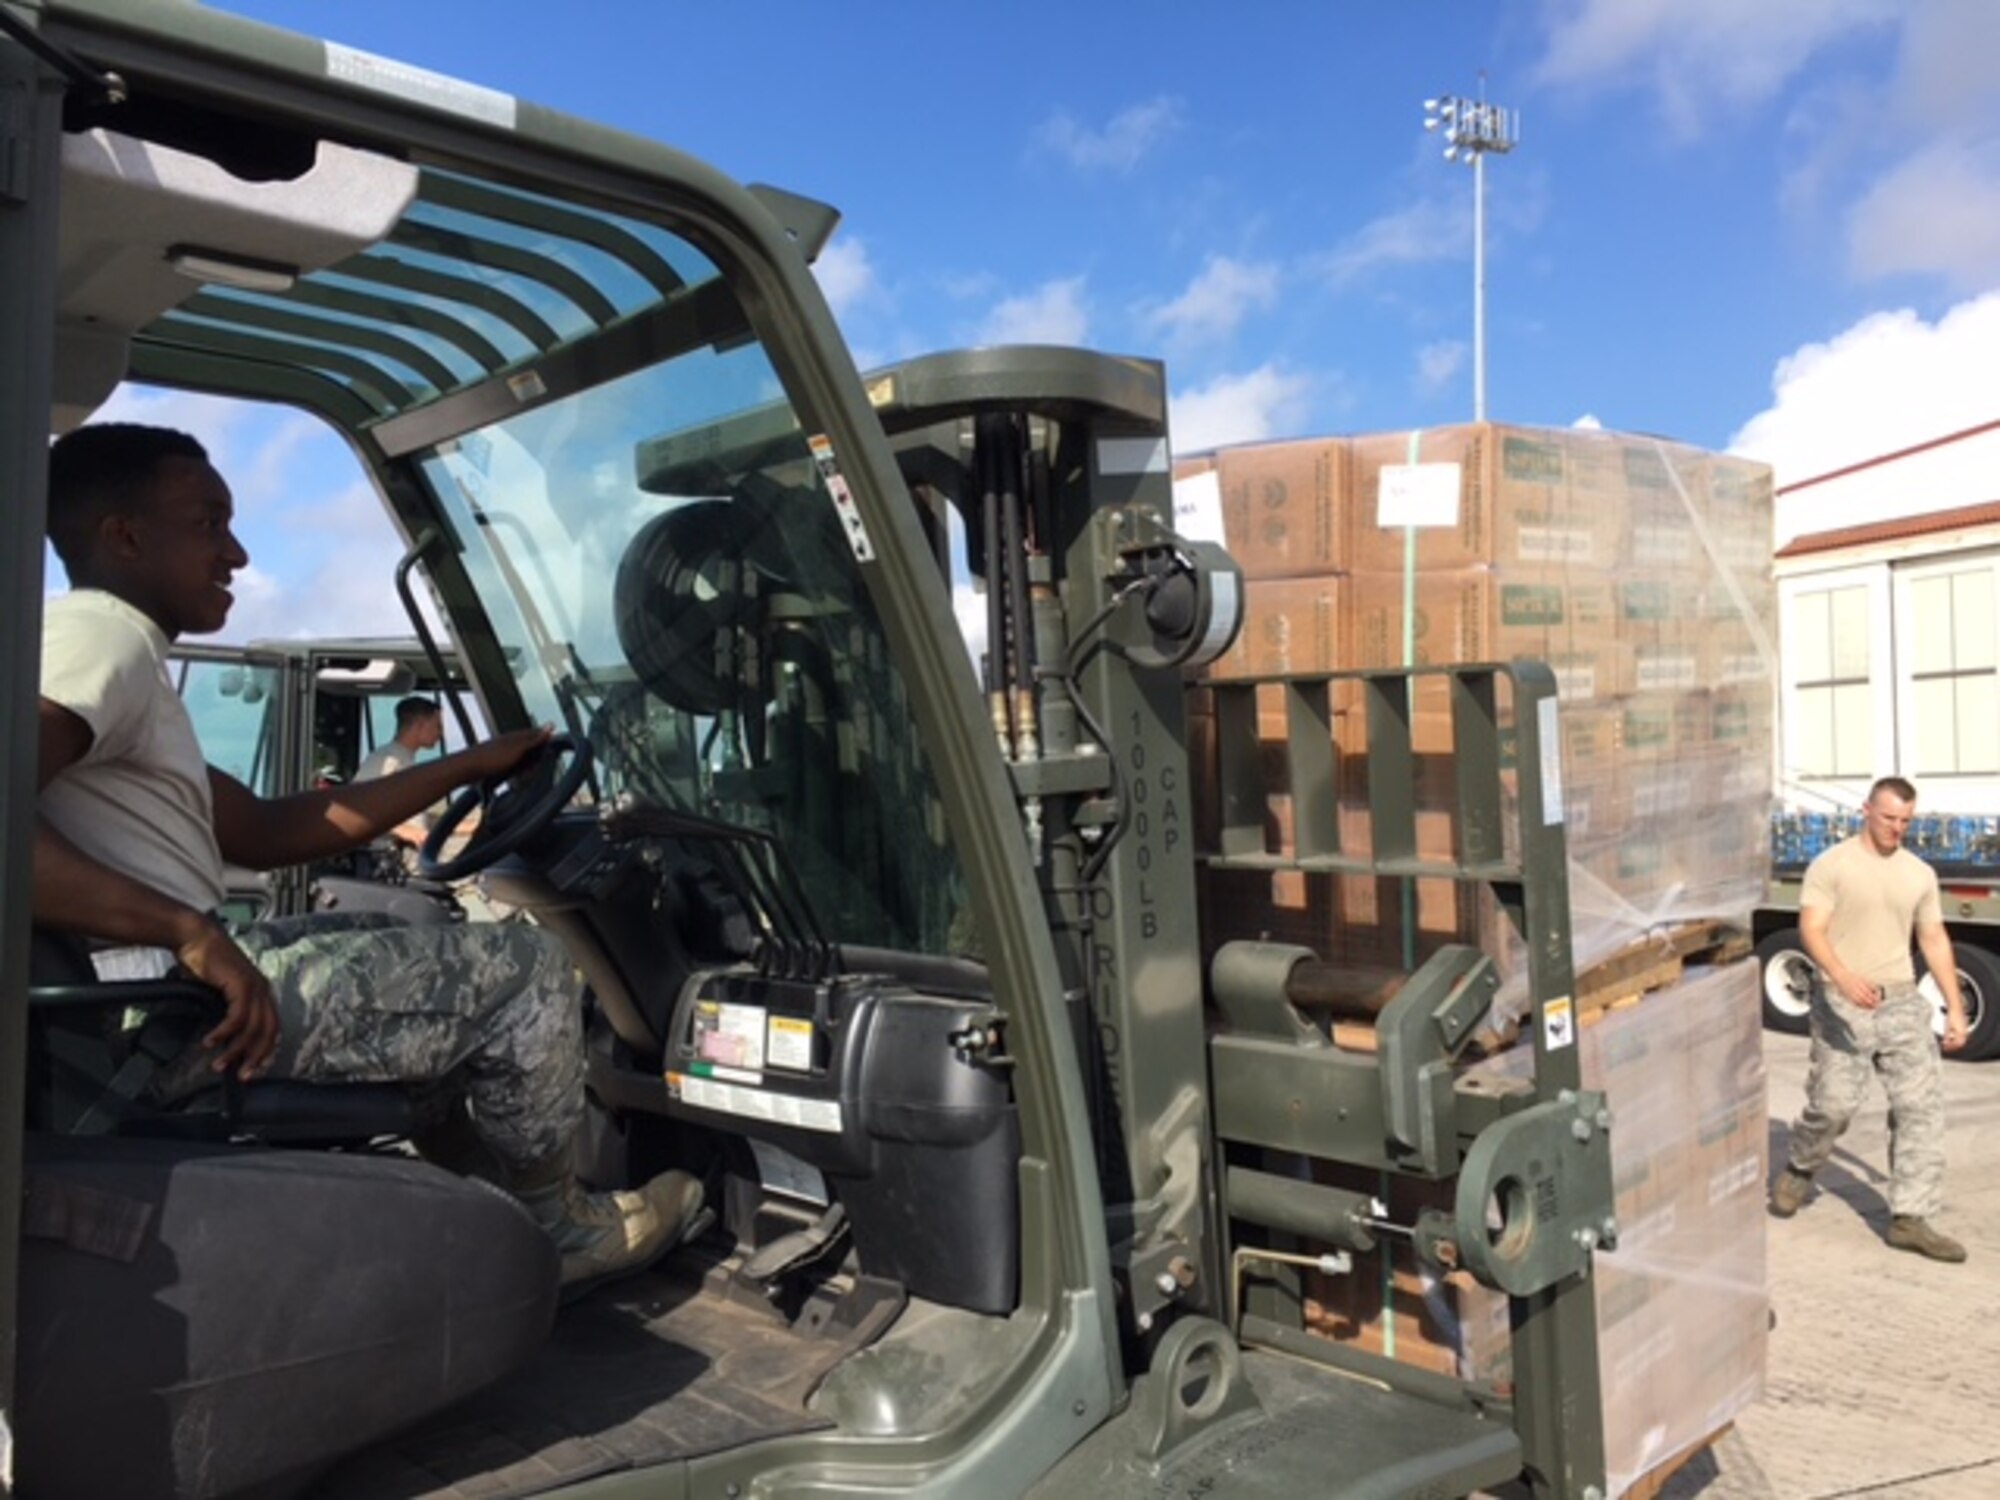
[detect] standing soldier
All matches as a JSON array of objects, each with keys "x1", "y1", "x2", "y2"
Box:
[{"x1": 1770, "y1": 776, "x2": 1970, "y2": 1261}]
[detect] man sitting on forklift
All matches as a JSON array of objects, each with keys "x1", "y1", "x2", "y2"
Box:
[
  {"x1": 357, "y1": 694, "x2": 446, "y2": 780},
  {"x1": 34, "y1": 422, "x2": 701, "y2": 1297},
  {"x1": 355, "y1": 693, "x2": 447, "y2": 851}
]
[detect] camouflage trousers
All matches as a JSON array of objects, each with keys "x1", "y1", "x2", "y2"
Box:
[
  {"x1": 227, "y1": 911, "x2": 585, "y2": 1173},
  {"x1": 1786, "y1": 981, "x2": 1945, "y2": 1219}
]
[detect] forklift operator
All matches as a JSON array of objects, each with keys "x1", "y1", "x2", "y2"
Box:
[{"x1": 34, "y1": 422, "x2": 700, "y2": 1297}]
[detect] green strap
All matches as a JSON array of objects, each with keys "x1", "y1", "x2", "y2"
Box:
[{"x1": 1386, "y1": 427, "x2": 1427, "y2": 1361}]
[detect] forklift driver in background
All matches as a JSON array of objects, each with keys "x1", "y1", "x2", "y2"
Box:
[
  {"x1": 34, "y1": 422, "x2": 702, "y2": 1298},
  {"x1": 357, "y1": 694, "x2": 446, "y2": 780},
  {"x1": 356, "y1": 694, "x2": 448, "y2": 850}
]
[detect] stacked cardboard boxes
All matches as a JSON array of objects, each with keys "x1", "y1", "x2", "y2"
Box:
[
  {"x1": 1183, "y1": 422, "x2": 1775, "y2": 1496},
  {"x1": 1272, "y1": 970, "x2": 1768, "y2": 1498},
  {"x1": 1186, "y1": 421, "x2": 1776, "y2": 1000},
  {"x1": 1460, "y1": 961, "x2": 1770, "y2": 1496}
]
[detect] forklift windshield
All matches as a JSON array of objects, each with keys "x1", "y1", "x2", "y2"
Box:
[{"x1": 401, "y1": 200, "x2": 964, "y2": 953}]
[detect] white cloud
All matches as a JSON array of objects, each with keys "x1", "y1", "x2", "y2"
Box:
[
  {"x1": 91, "y1": 385, "x2": 256, "y2": 459},
  {"x1": 1729, "y1": 291, "x2": 2000, "y2": 529},
  {"x1": 978, "y1": 277, "x2": 1090, "y2": 346},
  {"x1": 1847, "y1": 140, "x2": 2000, "y2": 288},
  {"x1": 1572, "y1": 412, "x2": 1605, "y2": 430},
  {"x1": 952, "y1": 581, "x2": 987, "y2": 670},
  {"x1": 1537, "y1": 2, "x2": 2000, "y2": 297},
  {"x1": 234, "y1": 412, "x2": 335, "y2": 517},
  {"x1": 1888, "y1": 0, "x2": 2000, "y2": 133},
  {"x1": 1146, "y1": 257, "x2": 1281, "y2": 346},
  {"x1": 1319, "y1": 199, "x2": 1465, "y2": 287},
  {"x1": 1533, "y1": 0, "x2": 1901, "y2": 135},
  {"x1": 216, "y1": 474, "x2": 436, "y2": 644},
  {"x1": 1415, "y1": 340, "x2": 1467, "y2": 394},
  {"x1": 1169, "y1": 364, "x2": 1314, "y2": 455},
  {"x1": 814, "y1": 235, "x2": 882, "y2": 321},
  {"x1": 1036, "y1": 97, "x2": 1182, "y2": 172}
]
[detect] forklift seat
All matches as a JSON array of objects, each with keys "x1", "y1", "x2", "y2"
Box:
[
  {"x1": 17, "y1": 1132, "x2": 558, "y2": 1499},
  {"x1": 27, "y1": 928, "x2": 427, "y2": 1143}
]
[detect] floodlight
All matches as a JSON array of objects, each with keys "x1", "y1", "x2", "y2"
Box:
[{"x1": 1418, "y1": 83, "x2": 1519, "y2": 422}]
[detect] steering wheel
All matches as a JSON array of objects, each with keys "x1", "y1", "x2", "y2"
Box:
[{"x1": 418, "y1": 733, "x2": 594, "y2": 882}]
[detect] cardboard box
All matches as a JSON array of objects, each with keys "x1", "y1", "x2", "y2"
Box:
[
  {"x1": 1700, "y1": 619, "x2": 1773, "y2": 690},
  {"x1": 1211, "y1": 575, "x2": 1345, "y2": 679},
  {"x1": 1213, "y1": 439, "x2": 1350, "y2": 578},
  {"x1": 1344, "y1": 569, "x2": 1626, "y2": 686},
  {"x1": 1349, "y1": 425, "x2": 1633, "y2": 574}
]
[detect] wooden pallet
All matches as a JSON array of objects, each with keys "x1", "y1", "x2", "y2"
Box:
[
  {"x1": 1328, "y1": 919, "x2": 1751, "y2": 1055},
  {"x1": 1574, "y1": 919, "x2": 1752, "y2": 1026},
  {"x1": 1624, "y1": 1421, "x2": 1733, "y2": 1499}
]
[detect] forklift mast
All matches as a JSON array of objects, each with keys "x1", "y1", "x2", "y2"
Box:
[{"x1": 864, "y1": 347, "x2": 1618, "y2": 1498}]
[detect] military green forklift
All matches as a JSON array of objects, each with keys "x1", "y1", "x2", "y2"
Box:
[{"x1": 2, "y1": 4, "x2": 1617, "y2": 1497}]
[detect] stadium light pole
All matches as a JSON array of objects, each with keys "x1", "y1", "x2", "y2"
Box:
[{"x1": 1423, "y1": 88, "x2": 1519, "y2": 421}]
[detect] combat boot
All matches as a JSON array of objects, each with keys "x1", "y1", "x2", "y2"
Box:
[
  {"x1": 1769, "y1": 1168, "x2": 1813, "y2": 1218},
  {"x1": 1887, "y1": 1216, "x2": 1967, "y2": 1263},
  {"x1": 514, "y1": 1162, "x2": 708, "y2": 1300}
]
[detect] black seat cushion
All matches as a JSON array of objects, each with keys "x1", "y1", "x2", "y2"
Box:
[{"x1": 16, "y1": 1134, "x2": 557, "y2": 1499}]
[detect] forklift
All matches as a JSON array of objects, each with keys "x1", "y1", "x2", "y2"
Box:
[{"x1": 2, "y1": 4, "x2": 1615, "y2": 1495}]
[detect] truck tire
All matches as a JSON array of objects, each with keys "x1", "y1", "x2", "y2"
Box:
[
  {"x1": 1756, "y1": 928, "x2": 1817, "y2": 1036},
  {"x1": 1917, "y1": 941, "x2": 2000, "y2": 1063}
]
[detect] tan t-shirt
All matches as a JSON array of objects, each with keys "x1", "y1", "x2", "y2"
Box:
[
  {"x1": 1799, "y1": 834, "x2": 1942, "y2": 986},
  {"x1": 39, "y1": 589, "x2": 228, "y2": 915}
]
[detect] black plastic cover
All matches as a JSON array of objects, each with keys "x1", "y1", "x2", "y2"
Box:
[{"x1": 663, "y1": 968, "x2": 1019, "y2": 1313}]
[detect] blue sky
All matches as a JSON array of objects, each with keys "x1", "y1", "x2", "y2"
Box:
[{"x1": 84, "y1": 0, "x2": 2000, "y2": 641}]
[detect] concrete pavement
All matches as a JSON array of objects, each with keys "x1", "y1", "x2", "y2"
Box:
[{"x1": 1658, "y1": 1030, "x2": 2000, "y2": 1499}]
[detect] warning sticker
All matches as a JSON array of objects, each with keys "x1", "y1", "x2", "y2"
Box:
[
  {"x1": 667, "y1": 1073, "x2": 843, "y2": 1134},
  {"x1": 808, "y1": 434, "x2": 876, "y2": 562},
  {"x1": 692, "y1": 1000, "x2": 766, "y2": 1072},
  {"x1": 1542, "y1": 995, "x2": 1576, "y2": 1052},
  {"x1": 767, "y1": 1015, "x2": 814, "y2": 1072}
]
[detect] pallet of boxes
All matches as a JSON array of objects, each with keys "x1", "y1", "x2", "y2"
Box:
[{"x1": 1181, "y1": 422, "x2": 1775, "y2": 1499}]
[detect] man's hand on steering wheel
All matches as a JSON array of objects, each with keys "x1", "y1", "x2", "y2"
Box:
[
  {"x1": 417, "y1": 728, "x2": 594, "y2": 882},
  {"x1": 457, "y1": 724, "x2": 555, "y2": 782}
]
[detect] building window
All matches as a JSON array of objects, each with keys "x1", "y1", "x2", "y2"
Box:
[
  {"x1": 1789, "y1": 585, "x2": 1873, "y2": 778},
  {"x1": 1908, "y1": 566, "x2": 1997, "y2": 775}
]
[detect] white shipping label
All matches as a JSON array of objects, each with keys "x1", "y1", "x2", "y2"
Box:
[
  {"x1": 1377, "y1": 462, "x2": 1462, "y2": 529},
  {"x1": 1538, "y1": 695, "x2": 1564, "y2": 826},
  {"x1": 1172, "y1": 469, "x2": 1227, "y2": 545}
]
